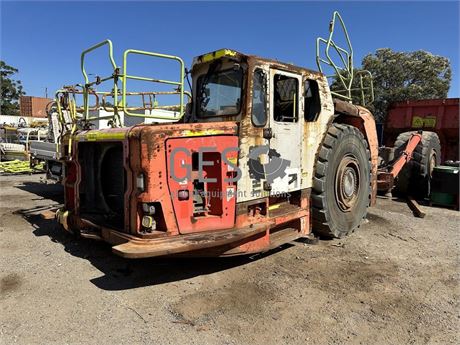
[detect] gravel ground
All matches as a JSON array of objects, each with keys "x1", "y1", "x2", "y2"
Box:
[{"x1": 1, "y1": 174, "x2": 459, "y2": 345}]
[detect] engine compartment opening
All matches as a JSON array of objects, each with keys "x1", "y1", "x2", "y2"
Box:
[{"x1": 78, "y1": 142, "x2": 126, "y2": 230}]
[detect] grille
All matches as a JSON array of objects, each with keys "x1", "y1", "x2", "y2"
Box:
[{"x1": 78, "y1": 142, "x2": 125, "y2": 230}]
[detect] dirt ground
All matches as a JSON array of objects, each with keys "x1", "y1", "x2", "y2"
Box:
[{"x1": 0, "y1": 174, "x2": 459, "y2": 345}]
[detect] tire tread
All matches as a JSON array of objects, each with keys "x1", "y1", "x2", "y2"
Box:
[{"x1": 312, "y1": 123, "x2": 371, "y2": 238}]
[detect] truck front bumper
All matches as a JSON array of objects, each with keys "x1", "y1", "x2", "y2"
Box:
[{"x1": 55, "y1": 209, "x2": 269, "y2": 258}]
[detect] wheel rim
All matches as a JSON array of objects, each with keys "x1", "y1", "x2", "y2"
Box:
[{"x1": 335, "y1": 155, "x2": 360, "y2": 212}]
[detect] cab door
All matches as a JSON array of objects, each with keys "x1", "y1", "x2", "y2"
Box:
[{"x1": 268, "y1": 69, "x2": 303, "y2": 195}]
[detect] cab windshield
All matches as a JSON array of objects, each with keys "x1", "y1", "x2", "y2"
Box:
[{"x1": 197, "y1": 67, "x2": 243, "y2": 117}]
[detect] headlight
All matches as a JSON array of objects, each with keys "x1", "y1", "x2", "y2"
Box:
[
  {"x1": 141, "y1": 216, "x2": 156, "y2": 230},
  {"x1": 178, "y1": 189, "x2": 189, "y2": 201},
  {"x1": 136, "y1": 173, "x2": 145, "y2": 192},
  {"x1": 142, "y1": 203, "x2": 156, "y2": 215}
]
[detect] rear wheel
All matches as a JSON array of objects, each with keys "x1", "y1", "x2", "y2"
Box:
[
  {"x1": 312, "y1": 124, "x2": 371, "y2": 238},
  {"x1": 394, "y1": 131, "x2": 441, "y2": 199}
]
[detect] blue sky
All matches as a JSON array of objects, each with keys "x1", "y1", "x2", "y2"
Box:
[{"x1": 1, "y1": 1, "x2": 459, "y2": 99}]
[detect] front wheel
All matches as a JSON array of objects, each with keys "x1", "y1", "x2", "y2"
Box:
[{"x1": 312, "y1": 124, "x2": 371, "y2": 238}]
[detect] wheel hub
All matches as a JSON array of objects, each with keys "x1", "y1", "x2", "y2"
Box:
[
  {"x1": 343, "y1": 168, "x2": 356, "y2": 197},
  {"x1": 335, "y1": 155, "x2": 360, "y2": 212}
]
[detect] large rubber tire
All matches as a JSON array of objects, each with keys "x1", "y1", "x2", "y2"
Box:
[
  {"x1": 312, "y1": 124, "x2": 371, "y2": 238},
  {"x1": 394, "y1": 131, "x2": 441, "y2": 199}
]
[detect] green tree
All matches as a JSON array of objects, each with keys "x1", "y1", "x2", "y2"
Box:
[
  {"x1": 1, "y1": 61, "x2": 25, "y2": 115},
  {"x1": 331, "y1": 49, "x2": 451, "y2": 122}
]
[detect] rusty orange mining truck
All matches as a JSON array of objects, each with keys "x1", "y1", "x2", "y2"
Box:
[{"x1": 53, "y1": 12, "x2": 433, "y2": 258}]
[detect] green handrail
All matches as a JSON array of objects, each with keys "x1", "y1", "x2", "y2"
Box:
[
  {"x1": 74, "y1": 40, "x2": 189, "y2": 126},
  {"x1": 355, "y1": 70, "x2": 374, "y2": 106},
  {"x1": 316, "y1": 11, "x2": 375, "y2": 106},
  {"x1": 54, "y1": 88, "x2": 79, "y2": 157},
  {"x1": 316, "y1": 11, "x2": 354, "y2": 101},
  {"x1": 121, "y1": 49, "x2": 186, "y2": 120},
  {"x1": 80, "y1": 39, "x2": 121, "y2": 125},
  {"x1": 81, "y1": 39, "x2": 117, "y2": 84}
]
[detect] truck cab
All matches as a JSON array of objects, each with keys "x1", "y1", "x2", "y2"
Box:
[{"x1": 188, "y1": 49, "x2": 334, "y2": 204}]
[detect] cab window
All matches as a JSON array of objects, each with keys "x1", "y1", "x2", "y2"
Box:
[
  {"x1": 197, "y1": 67, "x2": 243, "y2": 117},
  {"x1": 251, "y1": 69, "x2": 267, "y2": 127},
  {"x1": 274, "y1": 74, "x2": 298, "y2": 122},
  {"x1": 304, "y1": 79, "x2": 321, "y2": 122}
]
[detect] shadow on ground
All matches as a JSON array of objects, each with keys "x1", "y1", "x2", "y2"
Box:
[
  {"x1": 16, "y1": 181, "x2": 64, "y2": 203},
  {"x1": 17, "y1": 204, "x2": 293, "y2": 291}
]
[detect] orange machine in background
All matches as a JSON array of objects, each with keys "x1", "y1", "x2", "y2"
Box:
[{"x1": 384, "y1": 98, "x2": 459, "y2": 163}]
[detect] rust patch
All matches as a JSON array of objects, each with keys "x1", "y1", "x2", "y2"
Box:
[{"x1": 357, "y1": 106, "x2": 379, "y2": 206}]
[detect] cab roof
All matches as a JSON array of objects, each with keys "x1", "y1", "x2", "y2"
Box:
[{"x1": 192, "y1": 48, "x2": 323, "y2": 78}]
